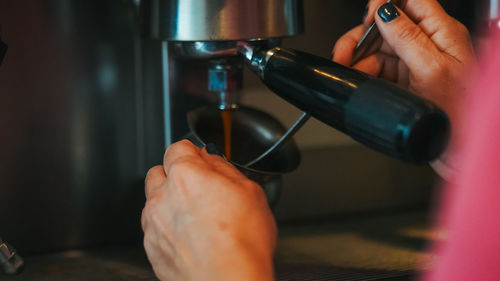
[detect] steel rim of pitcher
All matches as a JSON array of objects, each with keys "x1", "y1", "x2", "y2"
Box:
[{"x1": 186, "y1": 106, "x2": 302, "y2": 176}]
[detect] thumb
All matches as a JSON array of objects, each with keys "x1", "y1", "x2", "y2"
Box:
[{"x1": 375, "y1": 2, "x2": 440, "y2": 75}]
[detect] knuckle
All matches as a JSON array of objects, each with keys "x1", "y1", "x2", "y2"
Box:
[
  {"x1": 337, "y1": 32, "x2": 351, "y2": 44},
  {"x1": 148, "y1": 208, "x2": 163, "y2": 226},
  {"x1": 145, "y1": 191, "x2": 166, "y2": 210},
  {"x1": 397, "y1": 26, "x2": 422, "y2": 44},
  {"x1": 163, "y1": 139, "x2": 192, "y2": 159},
  {"x1": 167, "y1": 139, "x2": 192, "y2": 152},
  {"x1": 144, "y1": 200, "x2": 168, "y2": 228},
  {"x1": 145, "y1": 168, "x2": 154, "y2": 183},
  {"x1": 454, "y1": 21, "x2": 468, "y2": 34},
  {"x1": 456, "y1": 21, "x2": 473, "y2": 43},
  {"x1": 243, "y1": 180, "x2": 267, "y2": 200},
  {"x1": 167, "y1": 158, "x2": 206, "y2": 196},
  {"x1": 145, "y1": 165, "x2": 162, "y2": 183},
  {"x1": 169, "y1": 157, "x2": 199, "y2": 176}
]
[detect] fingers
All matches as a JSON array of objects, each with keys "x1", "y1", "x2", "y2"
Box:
[
  {"x1": 367, "y1": 0, "x2": 464, "y2": 49},
  {"x1": 199, "y1": 147, "x2": 248, "y2": 182},
  {"x1": 332, "y1": 18, "x2": 397, "y2": 67},
  {"x1": 396, "y1": 58, "x2": 410, "y2": 87},
  {"x1": 364, "y1": 0, "x2": 448, "y2": 27},
  {"x1": 427, "y1": 18, "x2": 474, "y2": 63},
  {"x1": 398, "y1": 0, "x2": 449, "y2": 27},
  {"x1": 163, "y1": 139, "x2": 205, "y2": 175},
  {"x1": 352, "y1": 52, "x2": 400, "y2": 82},
  {"x1": 345, "y1": 0, "x2": 470, "y2": 75},
  {"x1": 156, "y1": 140, "x2": 252, "y2": 198},
  {"x1": 145, "y1": 165, "x2": 167, "y2": 199},
  {"x1": 375, "y1": 3, "x2": 441, "y2": 77},
  {"x1": 332, "y1": 25, "x2": 366, "y2": 66},
  {"x1": 404, "y1": 1, "x2": 470, "y2": 56}
]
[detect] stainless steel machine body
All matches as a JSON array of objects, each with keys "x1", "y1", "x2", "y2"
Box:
[
  {"x1": 142, "y1": 0, "x2": 305, "y2": 146},
  {"x1": 141, "y1": 0, "x2": 304, "y2": 41}
]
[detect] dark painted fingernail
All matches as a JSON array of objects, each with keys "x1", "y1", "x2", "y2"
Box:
[
  {"x1": 362, "y1": 7, "x2": 368, "y2": 22},
  {"x1": 378, "y1": 3, "x2": 400, "y2": 23},
  {"x1": 205, "y1": 143, "x2": 225, "y2": 157}
]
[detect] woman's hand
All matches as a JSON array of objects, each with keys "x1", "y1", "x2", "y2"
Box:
[
  {"x1": 141, "y1": 140, "x2": 277, "y2": 281},
  {"x1": 333, "y1": 0, "x2": 477, "y2": 150}
]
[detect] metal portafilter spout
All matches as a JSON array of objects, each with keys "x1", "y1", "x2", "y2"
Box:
[
  {"x1": 208, "y1": 58, "x2": 243, "y2": 110},
  {"x1": 239, "y1": 43, "x2": 450, "y2": 164}
]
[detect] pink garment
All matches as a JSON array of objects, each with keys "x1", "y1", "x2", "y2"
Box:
[{"x1": 425, "y1": 30, "x2": 500, "y2": 281}]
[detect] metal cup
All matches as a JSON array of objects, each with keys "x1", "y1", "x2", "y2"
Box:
[{"x1": 186, "y1": 106, "x2": 301, "y2": 206}]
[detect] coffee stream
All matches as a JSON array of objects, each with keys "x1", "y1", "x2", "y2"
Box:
[{"x1": 221, "y1": 109, "x2": 232, "y2": 160}]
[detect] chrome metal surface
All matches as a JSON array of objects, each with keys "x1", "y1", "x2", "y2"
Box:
[
  {"x1": 352, "y1": 0, "x2": 407, "y2": 64},
  {"x1": 173, "y1": 41, "x2": 239, "y2": 58},
  {"x1": 215, "y1": 91, "x2": 239, "y2": 111},
  {"x1": 208, "y1": 58, "x2": 243, "y2": 110},
  {"x1": 172, "y1": 39, "x2": 282, "y2": 59},
  {"x1": 244, "y1": 112, "x2": 310, "y2": 168},
  {"x1": 140, "y1": 0, "x2": 304, "y2": 41},
  {"x1": 238, "y1": 42, "x2": 277, "y2": 79},
  {"x1": 352, "y1": 22, "x2": 379, "y2": 65}
]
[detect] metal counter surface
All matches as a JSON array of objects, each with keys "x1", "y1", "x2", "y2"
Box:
[{"x1": 2, "y1": 211, "x2": 432, "y2": 281}]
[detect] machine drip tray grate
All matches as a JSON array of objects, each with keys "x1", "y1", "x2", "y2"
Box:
[{"x1": 276, "y1": 265, "x2": 413, "y2": 281}]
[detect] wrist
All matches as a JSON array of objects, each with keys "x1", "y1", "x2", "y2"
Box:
[
  {"x1": 194, "y1": 243, "x2": 275, "y2": 281},
  {"x1": 201, "y1": 257, "x2": 274, "y2": 281}
]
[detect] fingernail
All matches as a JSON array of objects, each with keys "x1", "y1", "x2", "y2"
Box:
[
  {"x1": 362, "y1": 7, "x2": 368, "y2": 22},
  {"x1": 378, "y1": 3, "x2": 400, "y2": 23},
  {"x1": 205, "y1": 143, "x2": 225, "y2": 157},
  {"x1": 329, "y1": 53, "x2": 334, "y2": 60}
]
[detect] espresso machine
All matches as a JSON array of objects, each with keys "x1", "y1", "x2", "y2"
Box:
[
  {"x1": 0, "y1": 0, "x2": 457, "y2": 266},
  {"x1": 139, "y1": 0, "x2": 304, "y2": 144},
  {"x1": 140, "y1": 0, "x2": 448, "y2": 168},
  {"x1": 0, "y1": 0, "x2": 449, "y2": 253}
]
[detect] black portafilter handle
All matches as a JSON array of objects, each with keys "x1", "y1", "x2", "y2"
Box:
[{"x1": 239, "y1": 45, "x2": 450, "y2": 163}]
